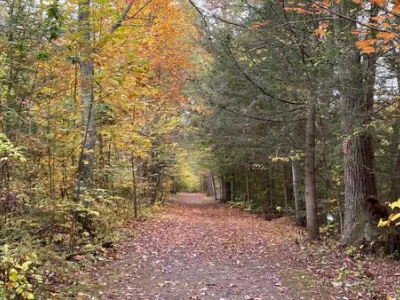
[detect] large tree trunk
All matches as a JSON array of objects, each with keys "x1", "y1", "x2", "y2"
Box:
[
  {"x1": 387, "y1": 58, "x2": 400, "y2": 203},
  {"x1": 77, "y1": 0, "x2": 96, "y2": 188},
  {"x1": 305, "y1": 91, "x2": 319, "y2": 239},
  {"x1": 388, "y1": 137, "x2": 400, "y2": 204},
  {"x1": 339, "y1": 50, "x2": 377, "y2": 245}
]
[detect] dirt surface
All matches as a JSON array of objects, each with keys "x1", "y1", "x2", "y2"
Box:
[
  {"x1": 85, "y1": 193, "x2": 302, "y2": 299},
  {"x1": 70, "y1": 193, "x2": 400, "y2": 300}
]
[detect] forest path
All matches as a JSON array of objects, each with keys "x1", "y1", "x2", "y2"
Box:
[{"x1": 85, "y1": 193, "x2": 305, "y2": 299}]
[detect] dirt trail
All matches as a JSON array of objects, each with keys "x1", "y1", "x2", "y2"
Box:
[{"x1": 86, "y1": 193, "x2": 303, "y2": 299}]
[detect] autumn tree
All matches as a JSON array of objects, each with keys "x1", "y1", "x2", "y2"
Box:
[{"x1": 0, "y1": 0, "x2": 197, "y2": 288}]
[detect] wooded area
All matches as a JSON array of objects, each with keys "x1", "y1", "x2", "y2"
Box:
[
  {"x1": 0, "y1": 0, "x2": 400, "y2": 298},
  {"x1": 192, "y1": 0, "x2": 400, "y2": 248}
]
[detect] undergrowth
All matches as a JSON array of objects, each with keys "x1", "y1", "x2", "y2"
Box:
[{"x1": 0, "y1": 188, "x2": 158, "y2": 299}]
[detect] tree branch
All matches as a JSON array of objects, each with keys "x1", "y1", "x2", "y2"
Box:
[
  {"x1": 186, "y1": 0, "x2": 208, "y2": 27},
  {"x1": 109, "y1": 1, "x2": 135, "y2": 33},
  {"x1": 225, "y1": 40, "x2": 304, "y2": 106},
  {"x1": 196, "y1": 85, "x2": 304, "y2": 123}
]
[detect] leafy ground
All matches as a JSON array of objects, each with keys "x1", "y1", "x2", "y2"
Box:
[{"x1": 52, "y1": 193, "x2": 400, "y2": 299}]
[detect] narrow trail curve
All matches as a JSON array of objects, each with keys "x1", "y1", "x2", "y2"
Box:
[{"x1": 88, "y1": 193, "x2": 301, "y2": 299}]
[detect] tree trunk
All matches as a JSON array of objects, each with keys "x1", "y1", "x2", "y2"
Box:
[
  {"x1": 305, "y1": 91, "x2": 319, "y2": 240},
  {"x1": 211, "y1": 171, "x2": 217, "y2": 200},
  {"x1": 292, "y1": 159, "x2": 304, "y2": 226},
  {"x1": 339, "y1": 50, "x2": 377, "y2": 245},
  {"x1": 267, "y1": 162, "x2": 275, "y2": 212},
  {"x1": 245, "y1": 166, "x2": 250, "y2": 206},
  {"x1": 230, "y1": 176, "x2": 235, "y2": 201},
  {"x1": 387, "y1": 58, "x2": 400, "y2": 203},
  {"x1": 77, "y1": 0, "x2": 96, "y2": 189},
  {"x1": 388, "y1": 142, "x2": 400, "y2": 203},
  {"x1": 283, "y1": 163, "x2": 292, "y2": 214},
  {"x1": 131, "y1": 155, "x2": 138, "y2": 219},
  {"x1": 221, "y1": 176, "x2": 231, "y2": 203},
  {"x1": 206, "y1": 171, "x2": 215, "y2": 197}
]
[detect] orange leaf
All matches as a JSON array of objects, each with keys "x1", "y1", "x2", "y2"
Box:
[
  {"x1": 320, "y1": 23, "x2": 329, "y2": 29},
  {"x1": 356, "y1": 39, "x2": 376, "y2": 48},
  {"x1": 356, "y1": 39, "x2": 377, "y2": 53},
  {"x1": 371, "y1": 15, "x2": 385, "y2": 21},
  {"x1": 321, "y1": 0, "x2": 331, "y2": 7},
  {"x1": 361, "y1": 46, "x2": 376, "y2": 53},
  {"x1": 294, "y1": 7, "x2": 309, "y2": 14},
  {"x1": 314, "y1": 28, "x2": 326, "y2": 37},
  {"x1": 371, "y1": 0, "x2": 385, "y2": 5},
  {"x1": 376, "y1": 32, "x2": 396, "y2": 40}
]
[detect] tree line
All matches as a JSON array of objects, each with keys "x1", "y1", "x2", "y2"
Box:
[{"x1": 191, "y1": 0, "x2": 400, "y2": 250}]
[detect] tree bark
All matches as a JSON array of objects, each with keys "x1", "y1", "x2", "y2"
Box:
[
  {"x1": 245, "y1": 166, "x2": 250, "y2": 206},
  {"x1": 339, "y1": 51, "x2": 377, "y2": 245},
  {"x1": 211, "y1": 171, "x2": 217, "y2": 200},
  {"x1": 206, "y1": 170, "x2": 215, "y2": 197},
  {"x1": 221, "y1": 176, "x2": 231, "y2": 203},
  {"x1": 305, "y1": 91, "x2": 319, "y2": 240},
  {"x1": 109, "y1": 1, "x2": 134, "y2": 34},
  {"x1": 387, "y1": 57, "x2": 400, "y2": 203},
  {"x1": 389, "y1": 152, "x2": 400, "y2": 203},
  {"x1": 283, "y1": 163, "x2": 293, "y2": 214},
  {"x1": 267, "y1": 162, "x2": 275, "y2": 212},
  {"x1": 292, "y1": 159, "x2": 304, "y2": 226},
  {"x1": 131, "y1": 155, "x2": 138, "y2": 219}
]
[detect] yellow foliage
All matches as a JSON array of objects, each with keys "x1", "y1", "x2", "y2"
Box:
[
  {"x1": 174, "y1": 151, "x2": 201, "y2": 192},
  {"x1": 389, "y1": 199, "x2": 400, "y2": 210},
  {"x1": 378, "y1": 199, "x2": 400, "y2": 228}
]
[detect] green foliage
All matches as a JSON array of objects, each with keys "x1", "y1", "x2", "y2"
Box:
[
  {"x1": 174, "y1": 151, "x2": 201, "y2": 192},
  {"x1": 320, "y1": 223, "x2": 340, "y2": 239},
  {"x1": 45, "y1": 1, "x2": 63, "y2": 41},
  {"x1": 0, "y1": 245, "x2": 42, "y2": 299},
  {"x1": 0, "y1": 134, "x2": 26, "y2": 163}
]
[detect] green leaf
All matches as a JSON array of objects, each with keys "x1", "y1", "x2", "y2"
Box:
[
  {"x1": 20, "y1": 261, "x2": 32, "y2": 272},
  {"x1": 9, "y1": 269, "x2": 18, "y2": 281}
]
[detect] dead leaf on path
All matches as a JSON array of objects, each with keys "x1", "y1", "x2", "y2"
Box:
[{"x1": 331, "y1": 281, "x2": 343, "y2": 288}]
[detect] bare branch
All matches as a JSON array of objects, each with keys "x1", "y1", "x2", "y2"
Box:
[
  {"x1": 186, "y1": 0, "x2": 208, "y2": 27},
  {"x1": 109, "y1": 1, "x2": 135, "y2": 33},
  {"x1": 109, "y1": 0, "x2": 155, "y2": 34}
]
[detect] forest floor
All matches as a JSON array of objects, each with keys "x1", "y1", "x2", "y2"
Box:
[{"x1": 53, "y1": 193, "x2": 400, "y2": 300}]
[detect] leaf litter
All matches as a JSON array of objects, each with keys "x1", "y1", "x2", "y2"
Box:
[{"x1": 53, "y1": 193, "x2": 400, "y2": 299}]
